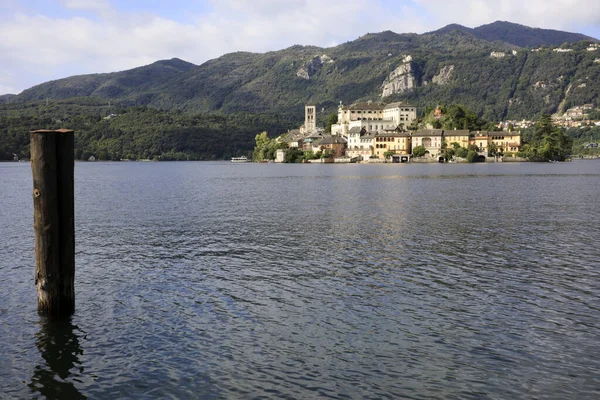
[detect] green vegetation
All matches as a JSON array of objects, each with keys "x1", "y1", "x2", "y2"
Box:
[
  {"x1": 252, "y1": 131, "x2": 283, "y2": 161},
  {"x1": 325, "y1": 113, "x2": 338, "y2": 133},
  {"x1": 422, "y1": 104, "x2": 497, "y2": 131},
  {"x1": 568, "y1": 126, "x2": 600, "y2": 156},
  {"x1": 0, "y1": 100, "x2": 299, "y2": 161},
  {"x1": 518, "y1": 115, "x2": 573, "y2": 161},
  {"x1": 412, "y1": 145, "x2": 427, "y2": 157}
]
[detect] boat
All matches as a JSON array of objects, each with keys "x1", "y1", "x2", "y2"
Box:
[{"x1": 231, "y1": 155, "x2": 250, "y2": 163}]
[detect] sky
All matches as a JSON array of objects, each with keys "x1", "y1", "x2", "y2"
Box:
[{"x1": 1, "y1": 0, "x2": 599, "y2": 95}]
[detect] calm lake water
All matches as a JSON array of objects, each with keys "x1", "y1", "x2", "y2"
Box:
[{"x1": 1, "y1": 161, "x2": 600, "y2": 399}]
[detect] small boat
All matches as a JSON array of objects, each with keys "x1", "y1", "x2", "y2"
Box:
[{"x1": 231, "y1": 155, "x2": 250, "y2": 163}]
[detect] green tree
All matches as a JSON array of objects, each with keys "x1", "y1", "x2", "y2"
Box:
[
  {"x1": 325, "y1": 113, "x2": 338, "y2": 133},
  {"x1": 455, "y1": 147, "x2": 468, "y2": 158},
  {"x1": 525, "y1": 114, "x2": 573, "y2": 161},
  {"x1": 412, "y1": 145, "x2": 427, "y2": 157},
  {"x1": 466, "y1": 150, "x2": 478, "y2": 163}
]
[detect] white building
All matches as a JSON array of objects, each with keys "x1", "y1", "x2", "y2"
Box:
[
  {"x1": 345, "y1": 127, "x2": 376, "y2": 160},
  {"x1": 331, "y1": 101, "x2": 417, "y2": 136},
  {"x1": 411, "y1": 129, "x2": 444, "y2": 158}
]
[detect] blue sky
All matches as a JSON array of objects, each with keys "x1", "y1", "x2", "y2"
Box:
[{"x1": 1, "y1": 0, "x2": 599, "y2": 94}]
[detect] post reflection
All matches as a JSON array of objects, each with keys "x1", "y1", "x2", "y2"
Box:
[{"x1": 29, "y1": 316, "x2": 86, "y2": 400}]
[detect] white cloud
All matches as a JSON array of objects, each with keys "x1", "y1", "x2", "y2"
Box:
[
  {"x1": 61, "y1": 0, "x2": 113, "y2": 16},
  {"x1": 1, "y1": 0, "x2": 599, "y2": 94}
]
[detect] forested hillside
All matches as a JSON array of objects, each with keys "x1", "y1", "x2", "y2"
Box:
[{"x1": 0, "y1": 99, "x2": 299, "y2": 161}]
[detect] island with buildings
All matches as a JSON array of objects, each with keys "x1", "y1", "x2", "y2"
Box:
[{"x1": 271, "y1": 101, "x2": 522, "y2": 163}]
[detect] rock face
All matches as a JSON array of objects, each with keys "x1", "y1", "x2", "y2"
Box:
[
  {"x1": 432, "y1": 65, "x2": 454, "y2": 85},
  {"x1": 381, "y1": 56, "x2": 416, "y2": 97},
  {"x1": 296, "y1": 55, "x2": 331, "y2": 80}
]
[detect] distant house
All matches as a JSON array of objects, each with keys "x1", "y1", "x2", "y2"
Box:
[
  {"x1": 373, "y1": 130, "x2": 411, "y2": 159},
  {"x1": 346, "y1": 127, "x2": 374, "y2": 161},
  {"x1": 275, "y1": 149, "x2": 286, "y2": 163},
  {"x1": 412, "y1": 129, "x2": 444, "y2": 157},
  {"x1": 489, "y1": 132, "x2": 521, "y2": 153},
  {"x1": 315, "y1": 135, "x2": 347, "y2": 158},
  {"x1": 470, "y1": 132, "x2": 490, "y2": 153},
  {"x1": 444, "y1": 129, "x2": 470, "y2": 149},
  {"x1": 303, "y1": 132, "x2": 325, "y2": 152}
]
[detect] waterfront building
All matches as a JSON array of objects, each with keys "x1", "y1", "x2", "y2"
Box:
[
  {"x1": 412, "y1": 129, "x2": 444, "y2": 158},
  {"x1": 346, "y1": 127, "x2": 375, "y2": 160},
  {"x1": 470, "y1": 131, "x2": 490, "y2": 153},
  {"x1": 444, "y1": 129, "x2": 470, "y2": 149},
  {"x1": 315, "y1": 135, "x2": 347, "y2": 158},
  {"x1": 373, "y1": 130, "x2": 411, "y2": 159},
  {"x1": 489, "y1": 132, "x2": 521, "y2": 153}
]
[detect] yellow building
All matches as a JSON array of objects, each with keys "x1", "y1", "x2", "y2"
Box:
[
  {"x1": 489, "y1": 132, "x2": 521, "y2": 153},
  {"x1": 470, "y1": 132, "x2": 490, "y2": 153},
  {"x1": 443, "y1": 130, "x2": 470, "y2": 149},
  {"x1": 373, "y1": 130, "x2": 411, "y2": 159}
]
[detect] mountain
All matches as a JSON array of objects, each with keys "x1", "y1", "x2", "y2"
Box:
[
  {"x1": 17, "y1": 58, "x2": 195, "y2": 103},
  {"x1": 433, "y1": 21, "x2": 598, "y2": 47},
  {"x1": 0, "y1": 94, "x2": 16, "y2": 102},
  {"x1": 7, "y1": 22, "x2": 600, "y2": 122}
]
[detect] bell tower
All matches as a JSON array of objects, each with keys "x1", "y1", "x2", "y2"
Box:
[{"x1": 305, "y1": 104, "x2": 316, "y2": 133}]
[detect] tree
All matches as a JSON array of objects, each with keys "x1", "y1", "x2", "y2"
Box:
[
  {"x1": 252, "y1": 131, "x2": 279, "y2": 161},
  {"x1": 284, "y1": 148, "x2": 304, "y2": 163},
  {"x1": 524, "y1": 114, "x2": 573, "y2": 161},
  {"x1": 466, "y1": 150, "x2": 478, "y2": 163},
  {"x1": 413, "y1": 145, "x2": 427, "y2": 157},
  {"x1": 488, "y1": 142, "x2": 498, "y2": 157},
  {"x1": 455, "y1": 147, "x2": 468, "y2": 158},
  {"x1": 325, "y1": 113, "x2": 338, "y2": 133}
]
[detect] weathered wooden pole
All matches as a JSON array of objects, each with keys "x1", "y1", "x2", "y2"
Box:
[{"x1": 31, "y1": 129, "x2": 75, "y2": 317}]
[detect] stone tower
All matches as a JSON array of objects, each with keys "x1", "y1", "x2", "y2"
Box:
[{"x1": 305, "y1": 104, "x2": 316, "y2": 133}]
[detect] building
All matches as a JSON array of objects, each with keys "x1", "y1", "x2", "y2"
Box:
[
  {"x1": 315, "y1": 135, "x2": 347, "y2": 158},
  {"x1": 330, "y1": 101, "x2": 416, "y2": 136},
  {"x1": 346, "y1": 127, "x2": 375, "y2": 160},
  {"x1": 412, "y1": 129, "x2": 444, "y2": 157},
  {"x1": 382, "y1": 102, "x2": 417, "y2": 130},
  {"x1": 489, "y1": 132, "x2": 521, "y2": 153},
  {"x1": 470, "y1": 131, "x2": 490, "y2": 153},
  {"x1": 302, "y1": 132, "x2": 325, "y2": 151},
  {"x1": 444, "y1": 129, "x2": 470, "y2": 149},
  {"x1": 373, "y1": 130, "x2": 411, "y2": 159},
  {"x1": 304, "y1": 104, "x2": 317, "y2": 133},
  {"x1": 275, "y1": 149, "x2": 286, "y2": 163}
]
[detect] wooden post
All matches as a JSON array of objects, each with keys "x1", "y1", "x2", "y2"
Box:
[{"x1": 31, "y1": 129, "x2": 75, "y2": 317}]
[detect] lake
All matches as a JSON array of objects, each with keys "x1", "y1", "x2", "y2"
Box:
[{"x1": 1, "y1": 161, "x2": 600, "y2": 399}]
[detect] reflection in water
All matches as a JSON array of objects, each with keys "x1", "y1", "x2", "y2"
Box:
[{"x1": 29, "y1": 317, "x2": 86, "y2": 400}]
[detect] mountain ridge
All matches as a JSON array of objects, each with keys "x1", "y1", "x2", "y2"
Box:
[{"x1": 6, "y1": 21, "x2": 600, "y2": 121}]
